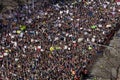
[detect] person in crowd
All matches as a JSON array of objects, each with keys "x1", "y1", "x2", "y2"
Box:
[{"x1": 0, "y1": 0, "x2": 119, "y2": 80}]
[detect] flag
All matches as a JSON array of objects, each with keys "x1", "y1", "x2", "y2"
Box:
[
  {"x1": 88, "y1": 46, "x2": 92, "y2": 50},
  {"x1": 55, "y1": 46, "x2": 61, "y2": 50},
  {"x1": 91, "y1": 25, "x2": 97, "y2": 29},
  {"x1": 16, "y1": 30, "x2": 21, "y2": 34},
  {"x1": 20, "y1": 25, "x2": 26, "y2": 31},
  {"x1": 78, "y1": 38, "x2": 83, "y2": 43},
  {"x1": 50, "y1": 46, "x2": 55, "y2": 52}
]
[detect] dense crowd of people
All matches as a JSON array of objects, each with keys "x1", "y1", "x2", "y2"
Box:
[{"x1": 0, "y1": 0, "x2": 120, "y2": 80}]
